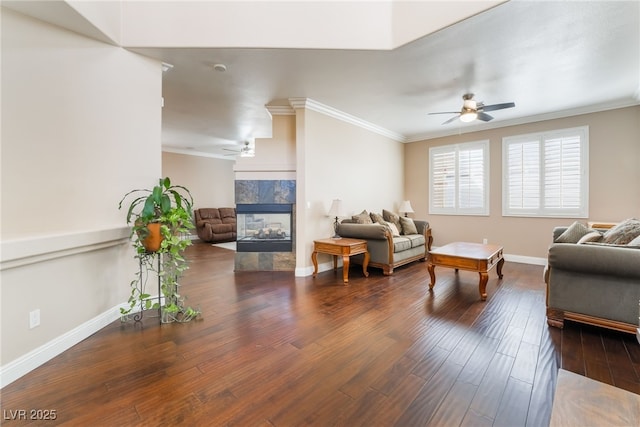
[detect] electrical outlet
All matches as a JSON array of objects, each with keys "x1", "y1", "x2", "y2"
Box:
[
  {"x1": 482, "y1": 238, "x2": 488, "y2": 244},
  {"x1": 29, "y1": 309, "x2": 40, "y2": 329}
]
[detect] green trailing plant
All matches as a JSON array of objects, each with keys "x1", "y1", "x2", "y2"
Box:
[{"x1": 118, "y1": 177, "x2": 200, "y2": 323}]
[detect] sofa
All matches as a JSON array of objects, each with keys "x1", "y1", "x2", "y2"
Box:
[
  {"x1": 194, "y1": 207, "x2": 237, "y2": 243},
  {"x1": 336, "y1": 209, "x2": 433, "y2": 275},
  {"x1": 545, "y1": 219, "x2": 640, "y2": 334}
]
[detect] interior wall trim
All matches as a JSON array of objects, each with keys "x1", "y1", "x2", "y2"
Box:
[
  {"x1": 288, "y1": 97, "x2": 407, "y2": 143},
  {"x1": 0, "y1": 301, "x2": 130, "y2": 389},
  {"x1": 0, "y1": 227, "x2": 130, "y2": 270}
]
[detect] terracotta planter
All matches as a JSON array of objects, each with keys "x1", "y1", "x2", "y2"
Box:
[{"x1": 141, "y1": 223, "x2": 163, "y2": 252}]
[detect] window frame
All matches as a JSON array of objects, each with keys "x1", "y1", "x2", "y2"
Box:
[
  {"x1": 502, "y1": 126, "x2": 589, "y2": 218},
  {"x1": 428, "y1": 140, "x2": 490, "y2": 216}
]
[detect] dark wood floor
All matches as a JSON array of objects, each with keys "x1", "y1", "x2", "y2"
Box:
[{"x1": 2, "y1": 242, "x2": 639, "y2": 426}]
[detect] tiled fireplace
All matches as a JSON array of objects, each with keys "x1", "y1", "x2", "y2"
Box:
[{"x1": 234, "y1": 180, "x2": 296, "y2": 271}]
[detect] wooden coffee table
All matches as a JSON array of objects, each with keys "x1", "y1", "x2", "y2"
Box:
[
  {"x1": 312, "y1": 238, "x2": 369, "y2": 284},
  {"x1": 427, "y1": 242, "x2": 504, "y2": 300}
]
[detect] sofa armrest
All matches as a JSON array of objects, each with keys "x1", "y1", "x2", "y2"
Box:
[
  {"x1": 337, "y1": 223, "x2": 390, "y2": 240},
  {"x1": 548, "y1": 243, "x2": 640, "y2": 278}
]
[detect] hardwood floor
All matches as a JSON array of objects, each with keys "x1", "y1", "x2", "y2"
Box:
[{"x1": 2, "y1": 242, "x2": 639, "y2": 426}]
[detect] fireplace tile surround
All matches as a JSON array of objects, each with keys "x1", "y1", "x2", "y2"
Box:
[{"x1": 234, "y1": 180, "x2": 296, "y2": 271}]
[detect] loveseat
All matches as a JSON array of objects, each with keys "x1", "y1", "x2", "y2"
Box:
[
  {"x1": 545, "y1": 219, "x2": 640, "y2": 333},
  {"x1": 194, "y1": 207, "x2": 237, "y2": 243},
  {"x1": 336, "y1": 209, "x2": 433, "y2": 275}
]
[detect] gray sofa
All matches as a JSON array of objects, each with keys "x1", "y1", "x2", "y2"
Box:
[
  {"x1": 336, "y1": 218, "x2": 433, "y2": 275},
  {"x1": 545, "y1": 223, "x2": 640, "y2": 334}
]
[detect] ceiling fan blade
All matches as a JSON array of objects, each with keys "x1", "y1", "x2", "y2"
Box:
[
  {"x1": 481, "y1": 102, "x2": 515, "y2": 112},
  {"x1": 442, "y1": 114, "x2": 460, "y2": 125},
  {"x1": 222, "y1": 148, "x2": 240, "y2": 152},
  {"x1": 477, "y1": 112, "x2": 494, "y2": 122},
  {"x1": 428, "y1": 111, "x2": 460, "y2": 115}
]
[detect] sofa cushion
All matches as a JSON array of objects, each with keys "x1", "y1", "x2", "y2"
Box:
[
  {"x1": 385, "y1": 221, "x2": 401, "y2": 236},
  {"x1": 219, "y1": 207, "x2": 236, "y2": 219},
  {"x1": 383, "y1": 209, "x2": 401, "y2": 232},
  {"x1": 577, "y1": 230, "x2": 603, "y2": 244},
  {"x1": 404, "y1": 234, "x2": 425, "y2": 248},
  {"x1": 555, "y1": 221, "x2": 590, "y2": 243},
  {"x1": 602, "y1": 218, "x2": 640, "y2": 245},
  {"x1": 392, "y1": 236, "x2": 412, "y2": 252},
  {"x1": 352, "y1": 210, "x2": 373, "y2": 224},
  {"x1": 399, "y1": 217, "x2": 418, "y2": 235},
  {"x1": 199, "y1": 208, "x2": 221, "y2": 220}
]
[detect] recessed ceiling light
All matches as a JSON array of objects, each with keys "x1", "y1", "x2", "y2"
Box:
[{"x1": 213, "y1": 64, "x2": 227, "y2": 72}]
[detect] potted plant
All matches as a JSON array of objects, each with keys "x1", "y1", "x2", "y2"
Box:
[{"x1": 118, "y1": 177, "x2": 200, "y2": 323}]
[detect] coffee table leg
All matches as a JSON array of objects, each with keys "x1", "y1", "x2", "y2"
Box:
[
  {"x1": 497, "y1": 258, "x2": 504, "y2": 279},
  {"x1": 312, "y1": 251, "x2": 318, "y2": 277},
  {"x1": 478, "y1": 272, "x2": 488, "y2": 301},
  {"x1": 427, "y1": 263, "x2": 436, "y2": 289},
  {"x1": 342, "y1": 255, "x2": 350, "y2": 284}
]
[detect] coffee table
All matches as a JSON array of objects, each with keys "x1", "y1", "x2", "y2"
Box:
[
  {"x1": 312, "y1": 238, "x2": 369, "y2": 284},
  {"x1": 427, "y1": 242, "x2": 504, "y2": 300}
]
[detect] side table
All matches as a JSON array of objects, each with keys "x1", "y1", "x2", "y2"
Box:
[{"x1": 312, "y1": 238, "x2": 369, "y2": 284}]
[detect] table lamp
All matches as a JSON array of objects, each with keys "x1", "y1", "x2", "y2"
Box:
[
  {"x1": 399, "y1": 200, "x2": 414, "y2": 217},
  {"x1": 327, "y1": 199, "x2": 345, "y2": 239}
]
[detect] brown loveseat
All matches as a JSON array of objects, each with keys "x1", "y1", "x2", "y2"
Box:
[{"x1": 194, "y1": 208, "x2": 237, "y2": 243}]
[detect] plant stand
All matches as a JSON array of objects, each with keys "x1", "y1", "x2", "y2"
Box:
[{"x1": 132, "y1": 252, "x2": 162, "y2": 324}]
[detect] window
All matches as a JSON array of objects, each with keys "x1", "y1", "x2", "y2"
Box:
[
  {"x1": 502, "y1": 126, "x2": 588, "y2": 218},
  {"x1": 429, "y1": 140, "x2": 489, "y2": 215}
]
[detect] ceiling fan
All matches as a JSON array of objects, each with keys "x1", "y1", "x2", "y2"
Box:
[
  {"x1": 223, "y1": 141, "x2": 255, "y2": 157},
  {"x1": 428, "y1": 93, "x2": 515, "y2": 125}
]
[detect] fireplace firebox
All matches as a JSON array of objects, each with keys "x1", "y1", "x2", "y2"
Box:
[{"x1": 236, "y1": 204, "x2": 293, "y2": 252}]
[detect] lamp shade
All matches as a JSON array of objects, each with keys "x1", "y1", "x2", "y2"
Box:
[
  {"x1": 327, "y1": 199, "x2": 345, "y2": 217},
  {"x1": 399, "y1": 200, "x2": 414, "y2": 214}
]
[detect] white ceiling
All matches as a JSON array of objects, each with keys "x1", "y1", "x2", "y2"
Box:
[{"x1": 7, "y1": 1, "x2": 640, "y2": 158}]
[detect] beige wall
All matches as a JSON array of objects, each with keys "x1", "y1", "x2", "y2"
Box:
[
  {"x1": 162, "y1": 152, "x2": 235, "y2": 209},
  {"x1": 1, "y1": 8, "x2": 161, "y2": 381},
  {"x1": 405, "y1": 106, "x2": 640, "y2": 261},
  {"x1": 297, "y1": 108, "x2": 405, "y2": 272}
]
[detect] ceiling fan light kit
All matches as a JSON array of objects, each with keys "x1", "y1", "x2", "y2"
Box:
[{"x1": 429, "y1": 93, "x2": 515, "y2": 125}]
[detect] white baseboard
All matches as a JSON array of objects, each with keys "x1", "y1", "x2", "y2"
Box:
[
  {"x1": 295, "y1": 261, "x2": 334, "y2": 277},
  {"x1": 504, "y1": 253, "x2": 547, "y2": 266},
  {"x1": 0, "y1": 300, "x2": 148, "y2": 388}
]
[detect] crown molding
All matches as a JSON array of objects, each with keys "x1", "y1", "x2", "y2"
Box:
[
  {"x1": 287, "y1": 97, "x2": 406, "y2": 142},
  {"x1": 265, "y1": 105, "x2": 295, "y2": 116},
  {"x1": 162, "y1": 146, "x2": 235, "y2": 160}
]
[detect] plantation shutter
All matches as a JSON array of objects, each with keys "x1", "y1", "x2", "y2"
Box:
[
  {"x1": 503, "y1": 127, "x2": 588, "y2": 217},
  {"x1": 429, "y1": 141, "x2": 489, "y2": 215}
]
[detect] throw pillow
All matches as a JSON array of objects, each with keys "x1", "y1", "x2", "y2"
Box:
[
  {"x1": 602, "y1": 218, "x2": 640, "y2": 245},
  {"x1": 370, "y1": 212, "x2": 385, "y2": 224},
  {"x1": 628, "y1": 234, "x2": 640, "y2": 247},
  {"x1": 555, "y1": 221, "x2": 590, "y2": 243},
  {"x1": 352, "y1": 210, "x2": 373, "y2": 224},
  {"x1": 577, "y1": 230, "x2": 603, "y2": 244},
  {"x1": 385, "y1": 221, "x2": 401, "y2": 237},
  {"x1": 399, "y1": 216, "x2": 418, "y2": 235},
  {"x1": 382, "y1": 209, "x2": 402, "y2": 233}
]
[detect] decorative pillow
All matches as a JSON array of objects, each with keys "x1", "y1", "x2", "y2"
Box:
[
  {"x1": 602, "y1": 218, "x2": 640, "y2": 245},
  {"x1": 577, "y1": 230, "x2": 603, "y2": 244},
  {"x1": 385, "y1": 221, "x2": 401, "y2": 237},
  {"x1": 352, "y1": 210, "x2": 373, "y2": 224},
  {"x1": 370, "y1": 212, "x2": 385, "y2": 224},
  {"x1": 555, "y1": 221, "x2": 590, "y2": 243},
  {"x1": 399, "y1": 217, "x2": 418, "y2": 235},
  {"x1": 628, "y1": 234, "x2": 640, "y2": 247},
  {"x1": 382, "y1": 209, "x2": 402, "y2": 233}
]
